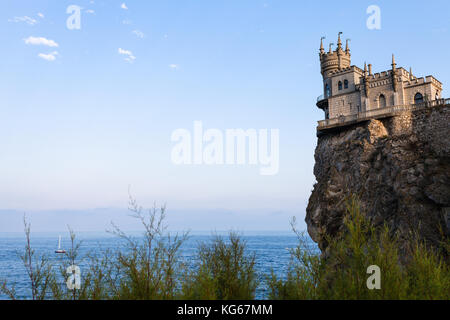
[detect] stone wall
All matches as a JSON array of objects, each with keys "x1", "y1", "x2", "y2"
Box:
[
  {"x1": 329, "y1": 91, "x2": 361, "y2": 118},
  {"x1": 366, "y1": 78, "x2": 396, "y2": 110},
  {"x1": 403, "y1": 81, "x2": 437, "y2": 104},
  {"x1": 306, "y1": 103, "x2": 449, "y2": 259}
]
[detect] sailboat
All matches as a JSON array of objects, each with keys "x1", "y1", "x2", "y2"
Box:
[{"x1": 55, "y1": 235, "x2": 66, "y2": 254}]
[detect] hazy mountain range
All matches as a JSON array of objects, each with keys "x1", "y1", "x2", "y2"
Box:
[{"x1": 0, "y1": 208, "x2": 303, "y2": 233}]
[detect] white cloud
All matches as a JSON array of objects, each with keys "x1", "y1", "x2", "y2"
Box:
[
  {"x1": 24, "y1": 36, "x2": 59, "y2": 47},
  {"x1": 38, "y1": 51, "x2": 58, "y2": 61},
  {"x1": 132, "y1": 30, "x2": 145, "y2": 39},
  {"x1": 169, "y1": 64, "x2": 179, "y2": 70},
  {"x1": 121, "y1": 3, "x2": 128, "y2": 10},
  {"x1": 118, "y1": 48, "x2": 136, "y2": 63},
  {"x1": 118, "y1": 48, "x2": 132, "y2": 56},
  {"x1": 86, "y1": 9, "x2": 95, "y2": 14},
  {"x1": 9, "y1": 16, "x2": 37, "y2": 25},
  {"x1": 122, "y1": 19, "x2": 132, "y2": 25},
  {"x1": 37, "y1": 13, "x2": 44, "y2": 19}
]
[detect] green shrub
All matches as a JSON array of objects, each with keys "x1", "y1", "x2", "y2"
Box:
[
  {"x1": 0, "y1": 216, "x2": 55, "y2": 300},
  {"x1": 405, "y1": 240, "x2": 449, "y2": 299},
  {"x1": 1, "y1": 198, "x2": 189, "y2": 300},
  {"x1": 182, "y1": 232, "x2": 258, "y2": 300},
  {"x1": 268, "y1": 195, "x2": 449, "y2": 300},
  {"x1": 267, "y1": 217, "x2": 322, "y2": 300},
  {"x1": 102, "y1": 196, "x2": 189, "y2": 300}
]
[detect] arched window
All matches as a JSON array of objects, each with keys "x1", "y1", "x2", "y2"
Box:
[
  {"x1": 338, "y1": 81, "x2": 343, "y2": 90},
  {"x1": 414, "y1": 92, "x2": 424, "y2": 104},
  {"x1": 435, "y1": 91, "x2": 439, "y2": 100},
  {"x1": 344, "y1": 79, "x2": 349, "y2": 89},
  {"x1": 325, "y1": 84, "x2": 330, "y2": 97},
  {"x1": 379, "y1": 94, "x2": 386, "y2": 108}
]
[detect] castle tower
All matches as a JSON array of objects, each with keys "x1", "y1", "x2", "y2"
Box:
[
  {"x1": 319, "y1": 32, "x2": 351, "y2": 79},
  {"x1": 316, "y1": 36, "x2": 444, "y2": 134}
]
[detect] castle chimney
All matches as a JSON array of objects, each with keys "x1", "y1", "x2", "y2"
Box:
[
  {"x1": 345, "y1": 39, "x2": 350, "y2": 53},
  {"x1": 409, "y1": 67, "x2": 413, "y2": 80},
  {"x1": 368, "y1": 64, "x2": 372, "y2": 76},
  {"x1": 329, "y1": 43, "x2": 334, "y2": 54}
]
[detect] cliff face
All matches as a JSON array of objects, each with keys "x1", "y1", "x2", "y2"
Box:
[{"x1": 306, "y1": 105, "x2": 450, "y2": 255}]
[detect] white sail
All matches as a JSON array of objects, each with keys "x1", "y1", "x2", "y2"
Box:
[{"x1": 55, "y1": 235, "x2": 65, "y2": 253}]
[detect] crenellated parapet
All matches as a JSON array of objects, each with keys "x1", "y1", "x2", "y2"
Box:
[{"x1": 319, "y1": 32, "x2": 351, "y2": 78}]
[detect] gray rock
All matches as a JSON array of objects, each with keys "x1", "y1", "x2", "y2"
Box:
[{"x1": 306, "y1": 105, "x2": 450, "y2": 259}]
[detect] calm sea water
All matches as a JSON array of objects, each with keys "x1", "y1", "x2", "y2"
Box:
[{"x1": 0, "y1": 231, "x2": 318, "y2": 300}]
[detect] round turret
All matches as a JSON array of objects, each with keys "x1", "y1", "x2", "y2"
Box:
[{"x1": 319, "y1": 33, "x2": 351, "y2": 79}]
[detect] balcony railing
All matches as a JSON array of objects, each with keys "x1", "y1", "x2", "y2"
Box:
[{"x1": 317, "y1": 98, "x2": 450, "y2": 130}]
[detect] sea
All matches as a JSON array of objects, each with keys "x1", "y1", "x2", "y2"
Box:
[{"x1": 0, "y1": 231, "x2": 318, "y2": 300}]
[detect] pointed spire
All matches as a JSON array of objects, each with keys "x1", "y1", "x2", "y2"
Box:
[
  {"x1": 363, "y1": 62, "x2": 370, "y2": 97},
  {"x1": 391, "y1": 54, "x2": 397, "y2": 92},
  {"x1": 345, "y1": 39, "x2": 350, "y2": 53},
  {"x1": 391, "y1": 54, "x2": 396, "y2": 70},
  {"x1": 337, "y1": 32, "x2": 343, "y2": 50},
  {"x1": 409, "y1": 67, "x2": 413, "y2": 80},
  {"x1": 329, "y1": 43, "x2": 334, "y2": 54},
  {"x1": 320, "y1": 36, "x2": 325, "y2": 54}
]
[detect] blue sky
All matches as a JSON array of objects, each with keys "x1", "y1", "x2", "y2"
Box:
[{"x1": 0, "y1": 0, "x2": 449, "y2": 232}]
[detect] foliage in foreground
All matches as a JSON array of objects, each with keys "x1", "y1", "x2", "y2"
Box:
[
  {"x1": 1, "y1": 195, "x2": 449, "y2": 300},
  {"x1": 267, "y1": 195, "x2": 450, "y2": 300},
  {"x1": 0, "y1": 197, "x2": 256, "y2": 300},
  {"x1": 182, "y1": 232, "x2": 257, "y2": 300}
]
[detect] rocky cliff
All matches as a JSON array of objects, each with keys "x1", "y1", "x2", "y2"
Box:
[{"x1": 306, "y1": 104, "x2": 450, "y2": 257}]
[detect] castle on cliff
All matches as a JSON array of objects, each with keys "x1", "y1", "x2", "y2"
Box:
[{"x1": 316, "y1": 33, "x2": 446, "y2": 134}]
